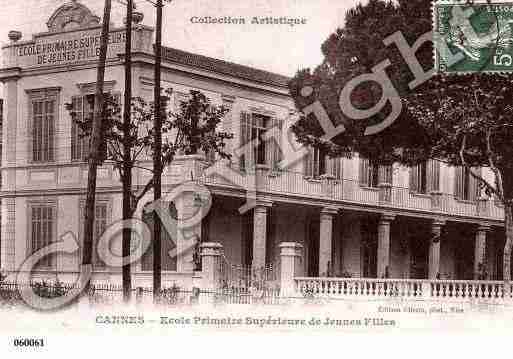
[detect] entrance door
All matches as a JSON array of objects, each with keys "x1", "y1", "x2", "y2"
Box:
[
  {"x1": 410, "y1": 236, "x2": 428, "y2": 279},
  {"x1": 455, "y1": 239, "x2": 474, "y2": 280},
  {"x1": 361, "y1": 219, "x2": 377, "y2": 278},
  {"x1": 307, "y1": 217, "x2": 319, "y2": 277}
]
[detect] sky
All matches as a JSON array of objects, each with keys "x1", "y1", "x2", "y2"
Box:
[{"x1": 0, "y1": 0, "x2": 361, "y2": 96}]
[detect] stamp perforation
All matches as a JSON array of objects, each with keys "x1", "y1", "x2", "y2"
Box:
[{"x1": 433, "y1": 0, "x2": 513, "y2": 75}]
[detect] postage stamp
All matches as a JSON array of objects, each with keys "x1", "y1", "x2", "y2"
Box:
[{"x1": 434, "y1": 0, "x2": 513, "y2": 73}]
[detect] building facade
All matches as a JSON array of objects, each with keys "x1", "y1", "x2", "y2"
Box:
[{"x1": 0, "y1": 2, "x2": 507, "y2": 289}]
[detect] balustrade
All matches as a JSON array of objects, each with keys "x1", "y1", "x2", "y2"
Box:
[
  {"x1": 294, "y1": 277, "x2": 513, "y2": 301},
  {"x1": 196, "y1": 164, "x2": 504, "y2": 221}
]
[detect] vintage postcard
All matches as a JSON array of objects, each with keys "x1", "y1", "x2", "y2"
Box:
[{"x1": 0, "y1": 0, "x2": 512, "y2": 356}]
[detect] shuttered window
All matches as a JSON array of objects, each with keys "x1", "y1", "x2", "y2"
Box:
[
  {"x1": 410, "y1": 160, "x2": 440, "y2": 194},
  {"x1": 455, "y1": 166, "x2": 480, "y2": 201},
  {"x1": 359, "y1": 157, "x2": 392, "y2": 187},
  {"x1": 79, "y1": 201, "x2": 109, "y2": 269},
  {"x1": 239, "y1": 112, "x2": 282, "y2": 171},
  {"x1": 30, "y1": 203, "x2": 55, "y2": 268},
  {"x1": 71, "y1": 95, "x2": 92, "y2": 161},
  {"x1": 268, "y1": 117, "x2": 283, "y2": 170},
  {"x1": 141, "y1": 205, "x2": 177, "y2": 272},
  {"x1": 31, "y1": 98, "x2": 56, "y2": 163},
  {"x1": 239, "y1": 111, "x2": 252, "y2": 170},
  {"x1": 71, "y1": 93, "x2": 120, "y2": 162},
  {"x1": 304, "y1": 147, "x2": 342, "y2": 179}
]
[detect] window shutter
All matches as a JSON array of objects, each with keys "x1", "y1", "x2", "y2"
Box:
[
  {"x1": 239, "y1": 111, "x2": 251, "y2": 171},
  {"x1": 469, "y1": 166, "x2": 481, "y2": 201},
  {"x1": 31, "y1": 204, "x2": 54, "y2": 268},
  {"x1": 327, "y1": 157, "x2": 342, "y2": 180},
  {"x1": 313, "y1": 148, "x2": 320, "y2": 177},
  {"x1": 45, "y1": 100, "x2": 55, "y2": 162},
  {"x1": 304, "y1": 147, "x2": 313, "y2": 177},
  {"x1": 269, "y1": 118, "x2": 283, "y2": 170},
  {"x1": 379, "y1": 164, "x2": 393, "y2": 185},
  {"x1": 409, "y1": 165, "x2": 419, "y2": 192},
  {"x1": 359, "y1": 157, "x2": 369, "y2": 186},
  {"x1": 336, "y1": 158, "x2": 342, "y2": 179},
  {"x1": 71, "y1": 96, "x2": 83, "y2": 161},
  {"x1": 266, "y1": 117, "x2": 275, "y2": 168},
  {"x1": 222, "y1": 100, "x2": 234, "y2": 162},
  {"x1": 428, "y1": 160, "x2": 440, "y2": 193},
  {"x1": 455, "y1": 166, "x2": 464, "y2": 199},
  {"x1": 326, "y1": 155, "x2": 332, "y2": 178}
]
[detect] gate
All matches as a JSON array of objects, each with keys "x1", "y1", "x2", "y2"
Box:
[{"x1": 215, "y1": 255, "x2": 280, "y2": 305}]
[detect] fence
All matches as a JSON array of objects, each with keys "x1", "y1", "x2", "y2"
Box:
[
  {"x1": 0, "y1": 279, "x2": 282, "y2": 308},
  {"x1": 216, "y1": 254, "x2": 281, "y2": 305}
]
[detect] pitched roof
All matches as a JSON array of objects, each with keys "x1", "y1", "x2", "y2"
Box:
[{"x1": 162, "y1": 46, "x2": 291, "y2": 88}]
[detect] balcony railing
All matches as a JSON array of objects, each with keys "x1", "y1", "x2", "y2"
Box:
[
  {"x1": 199, "y1": 163, "x2": 504, "y2": 221},
  {"x1": 295, "y1": 277, "x2": 513, "y2": 301}
]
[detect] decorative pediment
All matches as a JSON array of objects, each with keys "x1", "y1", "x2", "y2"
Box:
[{"x1": 46, "y1": 1, "x2": 101, "y2": 33}]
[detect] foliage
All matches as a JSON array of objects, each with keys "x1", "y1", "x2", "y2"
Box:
[
  {"x1": 405, "y1": 74, "x2": 513, "y2": 202},
  {"x1": 289, "y1": 0, "x2": 433, "y2": 163},
  {"x1": 288, "y1": 0, "x2": 513, "y2": 279},
  {"x1": 32, "y1": 280, "x2": 66, "y2": 299},
  {"x1": 67, "y1": 88, "x2": 233, "y2": 213},
  {"x1": 159, "y1": 283, "x2": 182, "y2": 305}
]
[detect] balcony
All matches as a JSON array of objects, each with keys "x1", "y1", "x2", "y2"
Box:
[{"x1": 200, "y1": 162, "x2": 504, "y2": 222}]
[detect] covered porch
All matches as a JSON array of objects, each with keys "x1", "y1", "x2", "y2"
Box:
[{"x1": 201, "y1": 194, "x2": 506, "y2": 283}]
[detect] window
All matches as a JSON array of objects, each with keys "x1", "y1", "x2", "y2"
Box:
[
  {"x1": 71, "y1": 93, "x2": 120, "y2": 162},
  {"x1": 304, "y1": 147, "x2": 342, "y2": 179},
  {"x1": 240, "y1": 112, "x2": 282, "y2": 171},
  {"x1": 175, "y1": 91, "x2": 219, "y2": 162},
  {"x1": 454, "y1": 166, "x2": 480, "y2": 201},
  {"x1": 29, "y1": 90, "x2": 58, "y2": 163},
  {"x1": 71, "y1": 94, "x2": 94, "y2": 161},
  {"x1": 359, "y1": 157, "x2": 392, "y2": 188},
  {"x1": 29, "y1": 203, "x2": 56, "y2": 268},
  {"x1": 410, "y1": 160, "x2": 440, "y2": 194},
  {"x1": 79, "y1": 201, "x2": 109, "y2": 269},
  {"x1": 140, "y1": 203, "x2": 177, "y2": 272}
]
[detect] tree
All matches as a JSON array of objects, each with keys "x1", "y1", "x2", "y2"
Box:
[
  {"x1": 68, "y1": 89, "x2": 233, "y2": 289},
  {"x1": 122, "y1": 0, "x2": 134, "y2": 303},
  {"x1": 289, "y1": 0, "x2": 432, "y2": 161},
  {"x1": 82, "y1": 0, "x2": 112, "y2": 294},
  {"x1": 289, "y1": 0, "x2": 513, "y2": 280}
]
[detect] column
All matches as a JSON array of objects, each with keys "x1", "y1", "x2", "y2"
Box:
[
  {"x1": 252, "y1": 201, "x2": 272, "y2": 270},
  {"x1": 474, "y1": 225, "x2": 490, "y2": 279},
  {"x1": 428, "y1": 220, "x2": 445, "y2": 279},
  {"x1": 0, "y1": 198, "x2": 16, "y2": 274},
  {"x1": 175, "y1": 190, "x2": 204, "y2": 273},
  {"x1": 279, "y1": 242, "x2": 303, "y2": 297},
  {"x1": 200, "y1": 242, "x2": 223, "y2": 291},
  {"x1": 319, "y1": 207, "x2": 338, "y2": 276},
  {"x1": 377, "y1": 214, "x2": 395, "y2": 278},
  {"x1": 0, "y1": 74, "x2": 19, "y2": 274}
]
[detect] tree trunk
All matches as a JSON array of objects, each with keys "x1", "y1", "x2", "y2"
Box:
[
  {"x1": 122, "y1": 170, "x2": 132, "y2": 301},
  {"x1": 82, "y1": 0, "x2": 111, "y2": 290},
  {"x1": 153, "y1": 0, "x2": 164, "y2": 302},
  {"x1": 503, "y1": 203, "x2": 513, "y2": 281},
  {"x1": 122, "y1": 0, "x2": 133, "y2": 302}
]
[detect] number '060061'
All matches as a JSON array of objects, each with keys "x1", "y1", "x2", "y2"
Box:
[{"x1": 13, "y1": 338, "x2": 45, "y2": 347}]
